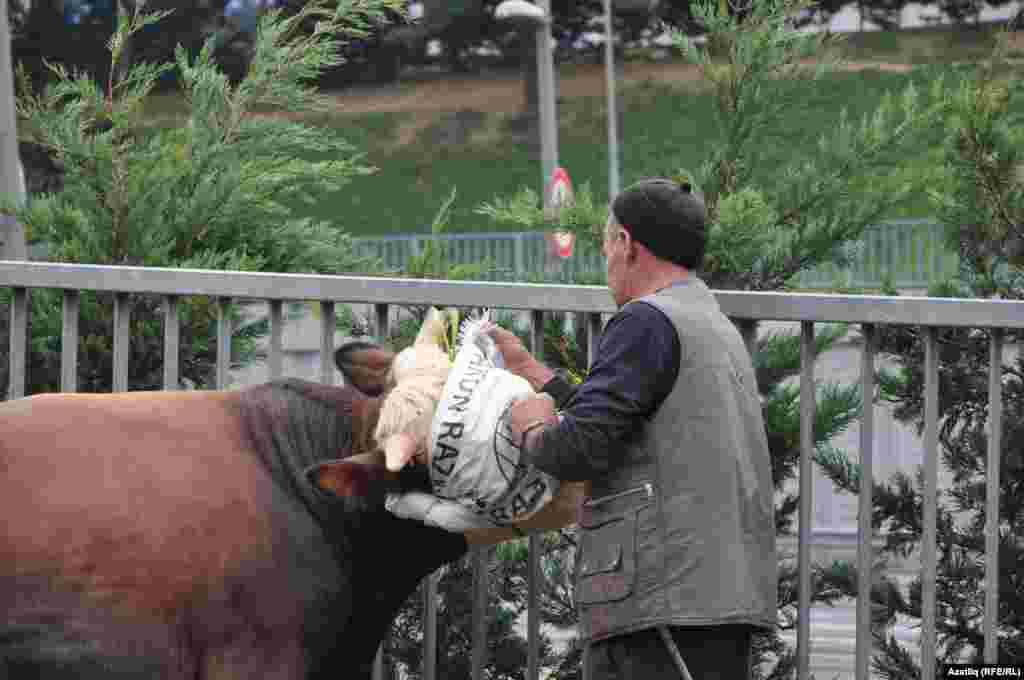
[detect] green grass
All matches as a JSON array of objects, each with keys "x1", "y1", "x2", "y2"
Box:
[
  {"x1": 291, "y1": 65, "x2": 971, "y2": 237},
  {"x1": 133, "y1": 24, "x2": 1024, "y2": 239}
]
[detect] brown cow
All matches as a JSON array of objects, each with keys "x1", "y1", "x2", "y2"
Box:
[{"x1": 0, "y1": 379, "x2": 466, "y2": 679}]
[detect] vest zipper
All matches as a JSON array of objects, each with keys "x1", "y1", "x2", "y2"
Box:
[{"x1": 584, "y1": 482, "x2": 654, "y2": 508}]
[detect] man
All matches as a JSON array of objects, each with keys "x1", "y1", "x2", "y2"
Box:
[{"x1": 489, "y1": 178, "x2": 776, "y2": 680}]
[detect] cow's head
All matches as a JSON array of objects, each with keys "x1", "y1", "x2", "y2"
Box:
[
  {"x1": 313, "y1": 312, "x2": 565, "y2": 548},
  {"x1": 337, "y1": 308, "x2": 452, "y2": 473},
  {"x1": 312, "y1": 308, "x2": 452, "y2": 498}
]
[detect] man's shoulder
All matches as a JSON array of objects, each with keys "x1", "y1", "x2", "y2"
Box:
[
  {"x1": 609, "y1": 299, "x2": 676, "y2": 335},
  {"x1": 604, "y1": 300, "x2": 680, "y2": 359},
  {"x1": 635, "y1": 280, "x2": 724, "y2": 325}
]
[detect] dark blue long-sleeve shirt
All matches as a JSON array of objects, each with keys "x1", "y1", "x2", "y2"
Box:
[{"x1": 523, "y1": 301, "x2": 681, "y2": 482}]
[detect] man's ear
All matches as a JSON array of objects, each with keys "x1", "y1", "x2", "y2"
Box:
[
  {"x1": 335, "y1": 341, "x2": 395, "y2": 397},
  {"x1": 620, "y1": 228, "x2": 638, "y2": 263},
  {"x1": 306, "y1": 450, "x2": 400, "y2": 498}
]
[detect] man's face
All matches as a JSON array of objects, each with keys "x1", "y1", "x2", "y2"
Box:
[{"x1": 602, "y1": 215, "x2": 630, "y2": 307}]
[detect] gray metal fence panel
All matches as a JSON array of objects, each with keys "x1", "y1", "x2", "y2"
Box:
[
  {"x1": 3, "y1": 260, "x2": 1022, "y2": 680},
  {"x1": 353, "y1": 221, "x2": 956, "y2": 288},
  {"x1": 794, "y1": 220, "x2": 957, "y2": 289}
]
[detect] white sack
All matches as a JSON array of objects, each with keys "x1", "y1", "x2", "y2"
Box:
[{"x1": 385, "y1": 316, "x2": 561, "y2": 532}]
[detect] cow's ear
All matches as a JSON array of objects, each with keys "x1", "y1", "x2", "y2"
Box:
[
  {"x1": 335, "y1": 341, "x2": 395, "y2": 397},
  {"x1": 307, "y1": 451, "x2": 397, "y2": 498}
]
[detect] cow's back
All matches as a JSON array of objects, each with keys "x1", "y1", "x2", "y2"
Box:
[{"x1": 0, "y1": 391, "x2": 349, "y2": 679}]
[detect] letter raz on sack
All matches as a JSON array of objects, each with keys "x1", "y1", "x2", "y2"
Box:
[{"x1": 428, "y1": 321, "x2": 560, "y2": 526}]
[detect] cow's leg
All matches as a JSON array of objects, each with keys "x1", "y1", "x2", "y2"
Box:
[
  {"x1": 0, "y1": 623, "x2": 171, "y2": 679},
  {"x1": 0, "y1": 580, "x2": 189, "y2": 680}
]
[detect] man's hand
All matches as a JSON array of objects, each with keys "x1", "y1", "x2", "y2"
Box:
[
  {"x1": 488, "y1": 325, "x2": 555, "y2": 391},
  {"x1": 510, "y1": 393, "x2": 557, "y2": 449}
]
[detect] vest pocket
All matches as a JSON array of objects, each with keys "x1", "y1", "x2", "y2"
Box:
[{"x1": 576, "y1": 512, "x2": 638, "y2": 604}]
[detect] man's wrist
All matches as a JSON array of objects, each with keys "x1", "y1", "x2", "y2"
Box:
[
  {"x1": 522, "y1": 362, "x2": 556, "y2": 392},
  {"x1": 540, "y1": 371, "x2": 576, "y2": 410},
  {"x1": 519, "y1": 418, "x2": 550, "y2": 449},
  {"x1": 519, "y1": 414, "x2": 559, "y2": 458}
]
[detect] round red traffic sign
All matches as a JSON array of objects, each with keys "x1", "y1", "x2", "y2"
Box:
[
  {"x1": 549, "y1": 167, "x2": 574, "y2": 209},
  {"x1": 547, "y1": 167, "x2": 575, "y2": 258}
]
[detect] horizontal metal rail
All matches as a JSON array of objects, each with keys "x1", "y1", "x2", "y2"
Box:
[
  {"x1": 3, "y1": 261, "x2": 1023, "y2": 326},
  {"x1": 3, "y1": 260, "x2": 1022, "y2": 679}
]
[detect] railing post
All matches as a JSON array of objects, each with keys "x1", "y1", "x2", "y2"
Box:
[
  {"x1": 921, "y1": 327, "x2": 939, "y2": 680},
  {"x1": 423, "y1": 569, "x2": 438, "y2": 680},
  {"x1": 320, "y1": 301, "x2": 336, "y2": 385},
  {"x1": 984, "y1": 328, "x2": 1004, "y2": 662},
  {"x1": 216, "y1": 298, "x2": 232, "y2": 389},
  {"x1": 375, "y1": 303, "x2": 389, "y2": 342},
  {"x1": 797, "y1": 322, "x2": 815, "y2": 679},
  {"x1": 112, "y1": 292, "x2": 131, "y2": 393},
  {"x1": 163, "y1": 295, "x2": 180, "y2": 390},
  {"x1": 471, "y1": 546, "x2": 489, "y2": 680},
  {"x1": 8, "y1": 286, "x2": 27, "y2": 399},
  {"x1": 372, "y1": 300, "x2": 393, "y2": 680},
  {"x1": 162, "y1": 296, "x2": 181, "y2": 391},
  {"x1": 587, "y1": 312, "x2": 603, "y2": 360},
  {"x1": 268, "y1": 300, "x2": 283, "y2": 380},
  {"x1": 528, "y1": 532, "x2": 541, "y2": 680},
  {"x1": 856, "y1": 324, "x2": 875, "y2": 679},
  {"x1": 61, "y1": 290, "x2": 79, "y2": 392},
  {"x1": 527, "y1": 309, "x2": 545, "y2": 680}
]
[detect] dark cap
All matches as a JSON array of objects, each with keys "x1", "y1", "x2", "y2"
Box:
[{"x1": 610, "y1": 178, "x2": 707, "y2": 269}]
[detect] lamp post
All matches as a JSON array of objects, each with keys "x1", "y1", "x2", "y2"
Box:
[
  {"x1": 495, "y1": 0, "x2": 559, "y2": 212},
  {"x1": 604, "y1": 0, "x2": 620, "y2": 197},
  {"x1": 487, "y1": 11, "x2": 559, "y2": 678},
  {"x1": 0, "y1": 0, "x2": 26, "y2": 261},
  {"x1": 497, "y1": 0, "x2": 619, "y2": 202}
]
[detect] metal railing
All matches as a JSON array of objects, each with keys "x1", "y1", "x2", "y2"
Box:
[
  {"x1": 3, "y1": 259, "x2": 1022, "y2": 679},
  {"x1": 355, "y1": 230, "x2": 606, "y2": 283},
  {"x1": 353, "y1": 220, "x2": 958, "y2": 289}
]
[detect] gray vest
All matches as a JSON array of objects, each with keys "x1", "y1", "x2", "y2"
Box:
[{"x1": 575, "y1": 279, "x2": 776, "y2": 643}]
